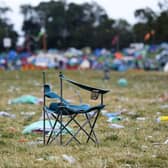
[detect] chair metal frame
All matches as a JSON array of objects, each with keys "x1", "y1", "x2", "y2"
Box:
[{"x1": 43, "y1": 71, "x2": 109, "y2": 145}]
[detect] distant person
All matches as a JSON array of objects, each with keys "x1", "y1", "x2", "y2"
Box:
[{"x1": 103, "y1": 60, "x2": 110, "y2": 80}]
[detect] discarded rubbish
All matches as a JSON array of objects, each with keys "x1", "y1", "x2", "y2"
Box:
[
  {"x1": 20, "y1": 111, "x2": 36, "y2": 116},
  {"x1": 164, "y1": 139, "x2": 168, "y2": 144},
  {"x1": 157, "y1": 116, "x2": 168, "y2": 122},
  {"x1": 48, "y1": 156, "x2": 59, "y2": 161},
  {"x1": 27, "y1": 141, "x2": 43, "y2": 146},
  {"x1": 159, "y1": 93, "x2": 168, "y2": 102},
  {"x1": 102, "y1": 112, "x2": 121, "y2": 117},
  {"x1": 8, "y1": 95, "x2": 43, "y2": 104},
  {"x1": 153, "y1": 139, "x2": 168, "y2": 145},
  {"x1": 18, "y1": 138, "x2": 28, "y2": 143},
  {"x1": 117, "y1": 78, "x2": 128, "y2": 87},
  {"x1": 62, "y1": 154, "x2": 76, "y2": 164},
  {"x1": 136, "y1": 117, "x2": 146, "y2": 121},
  {"x1": 160, "y1": 105, "x2": 168, "y2": 109},
  {"x1": 0, "y1": 111, "x2": 16, "y2": 118},
  {"x1": 107, "y1": 116, "x2": 122, "y2": 122},
  {"x1": 8, "y1": 127, "x2": 17, "y2": 133},
  {"x1": 36, "y1": 158, "x2": 44, "y2": 161},
  {"x1": 109, "y1": 123, "x2": 124, "y2": 129},
  {"x1": 22, "y1": 120, "x2": 73, "y2": 134}
]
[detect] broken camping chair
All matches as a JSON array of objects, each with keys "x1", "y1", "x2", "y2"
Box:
[{"x1": 43, "y1": 72, "x2": 109, "y2": 145}]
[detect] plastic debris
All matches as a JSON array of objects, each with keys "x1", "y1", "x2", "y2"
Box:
[
  {"x1": 0, "y1": 111, "x2": 16, "y2": 118},
  {"x1": 22, "y1": 120, "x2": 73, "y2": 134},
  {"x1": 20, "y1": 111, "x2": 36, "y2": 116},
  {"x1": 160, "y1": 105, "x2": 168, "y2": 109},
  {"x1": 62, "y1": 154, "x2": 76, "y2": 164},
  {"x1": 109, "y1": 123, "x2": 124, "y2": 129},
  {"x1": 107, "y1": 116, "x2": 122, "y2": 122},
  {"x1": 164, "y1": 139, "x2": 168, "y2": 144},
  {"x1": 8, "y1": 95, "x2": 43, "y2": 104},
  {"x1": 157, "y1": 116, "x2": 168, "y2": 122},
  {"x1": 117, "y1": 78, "x2": 128, "y2": 87},
  {"x1": 136, "y1": 117, "x2": 146, "y2": 121},
  {"x1": 27, "y1": 141, "x2": 43, "y2": 146}
]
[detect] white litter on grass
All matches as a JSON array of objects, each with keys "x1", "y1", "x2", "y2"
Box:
[
  {"x1": 62, "y1": 154, "x2": 76, "y2": 164},
  {"x1": 36, "y1": 158, "x2": 44, "y2": 161},
  {"x1": 136, "y1": 117, "x2": 146, "y2": 121},
  {"x1": 48, "y1": 156, "x2": 59, "y2": 161},
  {"x1": 164, "y1": 139, "x2": 168, "y2": 144},
  {"x1": 0, "y1": 111, "x2": 16, "y2": 118},
  {"x1": 160, "y1": 105, "x2": 168, "y2": 109},
  {"x1": 109, "y1": 123, "x2": 125, "y2": 129},
  {"x1": 20, "y1": 112, "x2": 36, "y2": 116}
]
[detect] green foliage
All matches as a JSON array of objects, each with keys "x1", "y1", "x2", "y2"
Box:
[
  {"x1": 1, "y1": 1, "x2": 168, "y2": 50},
  {"x1": 20, "y1": 0, "x2": 132, "y2": 49},
  {"x1": 0, "y1": 7, "x2": 18, "y2": 49}
]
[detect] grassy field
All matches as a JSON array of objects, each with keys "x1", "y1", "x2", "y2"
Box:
[{"x1": 0, "y1": 69, "x2": 168, "y2": 168}]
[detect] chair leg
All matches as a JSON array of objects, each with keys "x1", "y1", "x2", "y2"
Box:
[
  {"x1": 85, "y1": 113, "x2": 99, "y2": 144},
  {"x1": 71, "y1": 117, "x2": 97, "y2": 143},
  {"x1": 47, "y1": 113, "x2": 60, "y2": 144},
  {"x1": 48, "y1": 113, "x2": 81, "y2": 145},
  {"x1": 86, "y1": 110, "x2": 100, "y2": 144},
  {"x1": 43, "y1": 109, "x2": 45, "y2": 145},
  {"x1": 43, "y1": 107, "x2": 55, "y2": 145},
  {"x1": 65, "y1": 113, "x2": 97, "y2": 145}
]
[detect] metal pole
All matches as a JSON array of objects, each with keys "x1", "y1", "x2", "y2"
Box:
[
  {"x1": 43, "y1": 71, "x2": 46, "y2": 145},
  {"x1": 59, "y1": 71, "x2": 63, "y2": 144}
]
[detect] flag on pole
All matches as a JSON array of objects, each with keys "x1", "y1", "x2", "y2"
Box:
[
  {"x1": 112, "y1": 35, "x2": 119, "y2": 45},
  {"x1": 37, "y1": 27, "x2": 46, "y2": 41},
  {"x1": 144, "y1": 30, "x2": 155, "y2": 41},
  {"x1": 144, "y1": 32, "x2": 151, "y2": 41}
]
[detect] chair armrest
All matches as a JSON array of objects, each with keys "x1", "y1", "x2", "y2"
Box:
[{"x1": 61, "y1": 76, "x2": 110, "y2": 94}]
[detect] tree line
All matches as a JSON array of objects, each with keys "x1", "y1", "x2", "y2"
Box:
[{"x1": 0, "y1": 0, "x2": 168, "y2": 51}]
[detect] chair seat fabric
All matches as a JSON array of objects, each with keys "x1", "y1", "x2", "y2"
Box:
[{"x1": 47, "y1": 102, "x2": 105, "y2": 115}]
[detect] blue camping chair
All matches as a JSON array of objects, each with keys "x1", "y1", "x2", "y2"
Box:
[{"x1": 43, "y1": 71, "x2": 109, "y2": 145}]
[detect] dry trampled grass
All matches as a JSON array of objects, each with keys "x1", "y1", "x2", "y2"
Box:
[{"x1": 0, "y1": 69, "x2": 168, "y2": 168}]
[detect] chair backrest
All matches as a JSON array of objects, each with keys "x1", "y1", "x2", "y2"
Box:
[
  {"x1": 43, "y1": 73, "x2": 68, "y2": 104},
  {"x1": 59, "y1": 72, "x2": 110, "y2": 105}
]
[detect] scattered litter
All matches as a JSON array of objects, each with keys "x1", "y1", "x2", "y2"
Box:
[
  {"x1": 156, "y1": 112, "x2": 161, "y2": 115},
  {"x1": 18, "y1": 138, "x2": 29, "y2": 143},
  {"x1": 48, "y1": 156, "x2": 59, "y2": 161},
  {"x1": 20, "y1": 111, "x2": 36, "y2": 116},
  {"x1": 159, "y1": 93, "x2": 168, "y2": 102},
  {"x1": 107, "y1": 116, "x2": 122, "y2": 122},
  {"x1": 141, "y1": 145, "x2": 148, "y2": 151},
  {"x1": 157, "y1": 116, "x2": 168, "y2": 122},
  {"x1": 27, "y1": 141, "x2": 43, "y2": 146},
  {"x1": 62, "y1": 154, "x2": 76, "y2": 164},
  {"x1": 127, "y1": 111, "x2": 136, "y2": 116},
  {"x1": 109, "y1": 123, "x2": 125, "y2": 129},
  {"x1": 117, "y1": 78, "x2": 128, "y2": 87},
  {"x1": 153, "y1": 139, "x2": 168, "y2": 145},
  {"x1": 101, "y1": 110, "x2": 108, "y2": 114},
  {"x1": 101, "y1": 111, "x2": 123, "y2": 123},
  {"x1": 36, "y1": 155, "x2": 60, "y2": 161},
  {"x1": 36, "y1": 158, "x2": 44, "y2": 161},
  {"x1": 8, "y1": 86, "x2": 20, "y2": 93},
  {"x1": 8, "y1": 95, "x2": 43, "y2": 104},
  {"x1": 0, "y1": 111, "x2": 16, "y2": 118},
  {"x1": 164, "y1": 139, "x2": 168, "y2": 144},
  {"x1": 102, "y1": 109, "x2": 127, "y2": 117},
  {"x1": 160, "y1": 105, "x2": 168, "y2": 109},
  {"x1": 22, "y1": 120, "x2": 73, "y2": 135},
  {"x1": 7, "y1": 127, "x2": 18, "y2": 133},
  {"x1": 102, "y1": 112, "x2": 121, "y2": 117},
  {"x1": 136, "y1": 117, "x2": 146, "y2": 121},
  {"x1": 152, "y1": 155, "x2": 157, "y2": 158}
]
